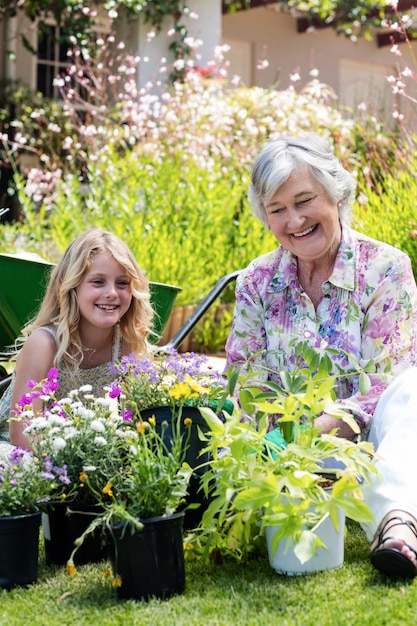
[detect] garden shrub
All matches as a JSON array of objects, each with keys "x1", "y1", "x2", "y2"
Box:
[
  {"x1": 352, "y1": 150, "x2": 417, "y2": 279},
  {"x1": 1, "y1": 35, "x2": 415, "y2": 353}
]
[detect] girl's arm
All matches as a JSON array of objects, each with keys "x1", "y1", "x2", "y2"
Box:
[{"x1": 9, "y1": 330, "x2": 56, "y2": 448}]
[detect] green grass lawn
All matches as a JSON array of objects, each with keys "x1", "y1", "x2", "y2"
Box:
[{"x1": 1, "y1": 521, "x2": 416, "y2": 626}]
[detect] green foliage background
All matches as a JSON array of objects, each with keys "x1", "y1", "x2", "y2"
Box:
[
  {"x1": 352, "y1": 155, "x2": 417, "y2": 269},
  {"x1": 1, "y1": 30, "x2": 417, "y2": 348}
]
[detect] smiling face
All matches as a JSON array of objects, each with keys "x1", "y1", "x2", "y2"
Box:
[
  {"x1": 264, "y1": 163, "x2": 342, "y2": 268},
  {"x1": 76, "y1": 252, "x2": 132, "y2": 331}
]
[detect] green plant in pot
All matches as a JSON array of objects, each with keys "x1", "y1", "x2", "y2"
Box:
[{"x1": 186, "y1": 338, "x2": 378, "y2": 574}]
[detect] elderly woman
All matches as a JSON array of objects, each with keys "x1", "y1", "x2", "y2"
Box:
[{"x1": 225, "y1": 133, "x2": 417, "y2": 579}]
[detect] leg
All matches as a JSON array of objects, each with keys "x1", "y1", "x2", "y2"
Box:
[
  {"x1": 370, "y1": 510, "x2": 417, "y2": 579},
  {"x1": 361, "y1": 368, "x2": 417, "y2": 577}
]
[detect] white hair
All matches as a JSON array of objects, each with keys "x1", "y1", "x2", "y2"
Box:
[{"x1": 248, "y1": 134, "x2": 356, "y2": 228}]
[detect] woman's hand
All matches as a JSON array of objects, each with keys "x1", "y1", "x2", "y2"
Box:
[{"x1": 314, "y1": 412, "x2": 357, "y2": 440}]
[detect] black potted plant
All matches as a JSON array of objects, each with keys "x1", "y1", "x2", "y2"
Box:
[{"x1": 0, "y1": 447, "x2": 69, "y2": 588}]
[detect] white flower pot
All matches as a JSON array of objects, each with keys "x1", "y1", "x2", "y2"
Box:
[{"x1": 265, "y1": 507, "x2": 345, "y2": 575}]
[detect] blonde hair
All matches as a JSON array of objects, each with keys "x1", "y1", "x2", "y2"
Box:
[{"x1": 23, "y1": 229, "x2": 154, "y2": 368}]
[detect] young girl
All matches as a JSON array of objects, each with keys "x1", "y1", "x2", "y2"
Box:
[{"x1": 0, "y1": 229, "x2": 154, "y2": 450}]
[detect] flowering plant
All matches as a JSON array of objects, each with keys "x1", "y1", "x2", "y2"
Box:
[
  {"x1": 12, "y1": 368, "x2": 127, "y2": 506},
  {"x1": 0, "y1": 447, "x2": 70, "y2": 516},
  {"x1": 11, "y1": 365, "x2": 197, "y2": 582},
  {"x1": 108, "y1": 349, "x2": 228, "y2": 415},
  {"x1": 64, "y1": 408, "x2": 194, "y2": 581}
]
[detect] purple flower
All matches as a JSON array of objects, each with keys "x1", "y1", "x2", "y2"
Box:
[
  {"x1": 108, "y1": 384, "x2": 122, "y2": 399},
  {"x1": 123, "y1": 409, "x2": 133, "y2": 422}
]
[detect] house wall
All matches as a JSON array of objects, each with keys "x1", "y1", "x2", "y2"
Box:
[
  {"x1": 1, "y1": 0, "x2": 222, "y2": 91},
  {"x1": 116, "y1": 0, "x2": 222, "y2": 89},
  {"x1": 1, "y1": 13, "x2": 37, "y2": 87},
  {"x1": 3, "y1": 2, "x2": 417, "y2": 124},
  {"x1": 221, "y1": 6, "x2": 417, "y2": 121}
]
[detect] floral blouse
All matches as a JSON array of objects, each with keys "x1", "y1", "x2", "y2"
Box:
[{"x1": 225, "y1": 224, "x2": 417, "y2": 433}]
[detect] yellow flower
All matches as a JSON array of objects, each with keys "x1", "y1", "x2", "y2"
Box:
[
  {"x1": 148, "y1": 415, "x2": 156, "y2": 426},
  {"x1": 137, "y1": 421, "x2": 146, "y2": 435},
  {"x1": 185, "y1": 374, "x2": 209, "y2": 395},
  {"x1": 102, "y1": 568, "x2": 112, "y2": 579},
  {"x1": 102, "y1": 482, "x2": 113, "y2": 497},
  {"x1": 79, "y1": 471, "x2": 87, "y2": 483},
  {"x1": 112, "y1": 576, "x2": 123, "y2": 587},
  {"x1": 169, "y1": 381, "x2": 192, "y2": 400},
  {"x1": 66, "y1": 561, "x2": 77, "y2": 577},
  {"x1": 184, "y1": 417, "x2": 192, "y2": 428},
  {"x1": 169, "y1": 374, "x2": 211, "y2": 400}
]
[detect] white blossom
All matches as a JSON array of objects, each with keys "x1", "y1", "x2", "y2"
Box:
[
  {"x1": 79, "y1": 385, "x2": 93, "y2": 393},
  {"x1": 90, "y1": 419, "x2": 105, "y2": 433},
  {"x1": 52, "y1": 437, "x2": 67, "y2": 452}
]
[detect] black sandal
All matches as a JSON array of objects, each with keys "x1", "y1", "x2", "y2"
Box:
[{"x1": 370, "y1": 513, "x2": 417, "y2": 579}]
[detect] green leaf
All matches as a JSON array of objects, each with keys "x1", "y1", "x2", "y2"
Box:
[
  {"x1": 198, "y1": 407, "x2": 224, "y2": 436},
  {"x1": 293, "y1": 529, "x2": 321, "y2": 564},
  {"x1": 234, "y1": 477, "x2": 278, "y2": 510},
  {"x1": 359, "y1": 372, "x2": 371, "y2": 396},
  {"x1": 335, "y1": 497, "x2": 375, "y2": 523},
  {"x1": 239, "y1": 388, "x2": 256, "y2": 414}
]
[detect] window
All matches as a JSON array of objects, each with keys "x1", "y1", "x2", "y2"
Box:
[{"x1": 36, "y1": 22, "x2": 71, "y2": 99}]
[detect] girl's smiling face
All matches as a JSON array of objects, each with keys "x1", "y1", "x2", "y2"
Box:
[
  {"x1": 76, "y1": 252, "x2": 132, "y2": 329},
  {"x1": 264, "y1": 163, "x2": 341, "y2": 268}
]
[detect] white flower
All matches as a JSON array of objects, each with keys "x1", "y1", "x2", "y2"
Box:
[
  {"x1": 105, "y1": 394, "x2": 119, "y2": 419},
  {"x1": 95, "y1": 397, "x2": 111, "y2": 407},
  {"x1": 18, "y1": 410, "x2": 35, "y2": 420},
  {"x1": 48, "y1": 415, "x2": 67, "y2": 426},
  {"x1": 75, "y1": 407, "x2": 95, "y2": 419},
  {"x1": 93, "y1": 436, "x2": 107, "y2": 446},
  {"x1": 82, "y1": 465, "x2": 97, "y2": 472},
  {"x1": 25, "y1": 416, "x2": 49, "y2": 430},
  {"x1": 63, "y1": 426, "x2": 78, "y2": 439},
  {"x1": 90, "y1": 419, "x2": 105, "y2": 433},
  {"x1": 52, "y1": 437, "x2": 67, "y2": 452},
  {"x1": 79, "y1": 384, "x2": 93, "y2": 393},
  {"x1": 58, "y1": 397, "x2": 73, "y2": 406}
]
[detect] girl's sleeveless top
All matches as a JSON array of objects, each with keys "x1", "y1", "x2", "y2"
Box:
[{"x1": 0, "y1": 325, "x2": 122, "y2": 441}]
